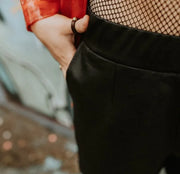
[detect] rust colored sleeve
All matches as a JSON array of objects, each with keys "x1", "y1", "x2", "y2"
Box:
[
  {"x1": 20, "y1": 0, "x2": 60, "y2": 31},
  {"x1": 60, "y1": 0, "x2": 87, "y2": 18}
]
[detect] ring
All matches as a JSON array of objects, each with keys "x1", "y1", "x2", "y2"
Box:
[{"x1": 71, "y1": 17, "x2": 80, "y2": 35}]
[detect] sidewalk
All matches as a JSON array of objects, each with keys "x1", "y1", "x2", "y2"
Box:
[{"x1": 0, "y1": 106, "x2": 80, "y2": 174}]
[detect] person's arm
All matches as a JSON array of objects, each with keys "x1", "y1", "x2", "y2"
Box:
[{"x1": 20, "y1": 0, "x2": 89, "y2": 78}]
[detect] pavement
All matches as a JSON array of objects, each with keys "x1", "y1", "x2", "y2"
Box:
[
  {"x1": 0, "y1": 82, "x2": 80, "y2": 174},
  {"x1": 0, "y1": 105, "x2": 80, "y2": 174}
]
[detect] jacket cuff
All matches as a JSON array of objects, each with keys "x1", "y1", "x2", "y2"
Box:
[{"x1": 20, "y1": 0, "x2": 59, "y2": 31}]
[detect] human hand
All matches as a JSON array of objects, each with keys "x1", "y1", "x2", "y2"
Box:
[{"x1": 31, "y1": 14, "x2": 89, "y2": 79}]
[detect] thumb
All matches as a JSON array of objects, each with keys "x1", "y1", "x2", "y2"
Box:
[{"x1": 75, "y1": 15, "x2": 90, "y2": 33}]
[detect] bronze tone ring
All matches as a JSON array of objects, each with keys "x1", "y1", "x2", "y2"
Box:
[{"x1": 71, "y1": 17, "x2": 80, "y2": 35}]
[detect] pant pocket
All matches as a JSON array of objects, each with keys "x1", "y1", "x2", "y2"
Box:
[
  {"x1": 113, "y1": 63, "x2": 176, "y2": 120},
  {"x1": 66, "y1": 41, "x2": 84, "y2": 83},
  {"x1": 66, "y1": 41, "x2": 116, "y2": 119},
  {"x1": 112, "y1": 61, "x2": 178, "y2": 158}
]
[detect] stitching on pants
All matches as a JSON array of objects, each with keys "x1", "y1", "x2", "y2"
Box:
[{"x1": 84, "y1": 40, "x2": 180, "y2": 77}]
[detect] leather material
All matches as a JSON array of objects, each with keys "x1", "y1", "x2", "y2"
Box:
[
  {"x1": 66, "y1": 12, "x2": 180, "y2": 174},
  {"x1": 20, "y1": 0, "x2": 87, "y2": 31}
]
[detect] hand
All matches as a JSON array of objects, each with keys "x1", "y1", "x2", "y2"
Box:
[{"x1": 31, "y1": 14, "x2": 89, "y2": 79}]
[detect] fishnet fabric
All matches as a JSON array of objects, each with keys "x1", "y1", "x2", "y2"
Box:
[{"x1": 89, "y1": 0, "x2": 180, "y2": 36}]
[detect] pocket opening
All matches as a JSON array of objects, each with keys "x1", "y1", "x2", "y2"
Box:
[{"x1": 66, "y1": 42, "x2": 84, "y2": 81}]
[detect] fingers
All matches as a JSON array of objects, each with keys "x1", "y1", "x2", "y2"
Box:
[
  {"x1": 56, "y1": 14, "x2": 89, "y2": 35},
  {"x1": 75, "y1": 15, "x2": 90, "y2": 33}
]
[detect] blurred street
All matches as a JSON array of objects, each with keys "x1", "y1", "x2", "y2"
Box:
[
  {"x1": 0, "y1": 1, "x2": 79, "y2": 173},
  {"x1": 0, "y1": 86, "x2": 80, "y2": 174}
]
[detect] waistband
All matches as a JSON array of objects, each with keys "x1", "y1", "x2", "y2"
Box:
[{"x1": 84, "y1": 10, "x2": 180, "y2": 74}]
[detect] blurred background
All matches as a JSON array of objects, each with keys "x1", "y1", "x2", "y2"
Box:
[{"x1": 0, "y1": 0, "x2": 79, "y2": 173}]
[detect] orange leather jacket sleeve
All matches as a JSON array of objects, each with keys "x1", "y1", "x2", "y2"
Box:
[
  {"x1": 20, "y1": 0, "x2": 60, "y2": 31},
  {"x1": 20, "y1": 0, "x2": 87, "y2": 31}
]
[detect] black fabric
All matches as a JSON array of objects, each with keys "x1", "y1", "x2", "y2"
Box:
[
  {"x1": 66, "y1": 11, "x2": 180, "y2": 174},
  {"x1": 164, "y1": 155, "x2": 180, "y2": 174}
]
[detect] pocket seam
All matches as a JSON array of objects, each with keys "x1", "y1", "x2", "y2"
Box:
[
  {"x1": 66, "y1": 42, "x2": 84, "y2": 81},
  {"x1": 84, "y1": 41, "x2": 179, "y2": 76}
]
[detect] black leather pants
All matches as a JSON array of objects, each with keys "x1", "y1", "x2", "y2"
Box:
[{"x1": 66, "y1": 12, "x2": 180, "y2": 174}]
